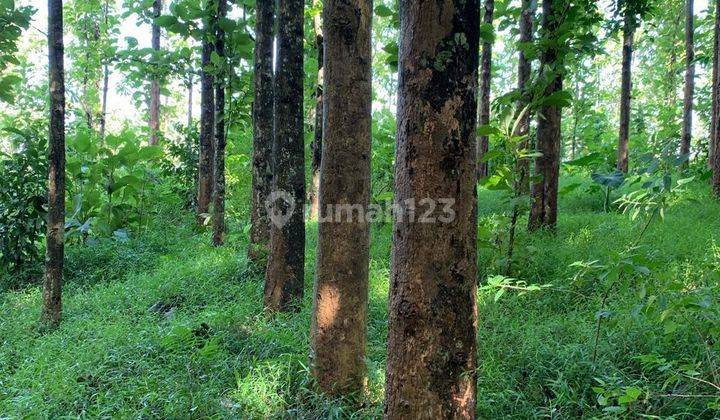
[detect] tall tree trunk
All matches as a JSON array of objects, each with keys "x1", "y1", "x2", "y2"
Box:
[
  {"x1": 99, "y1": 0, "x2": 110, "y2": 141},
  {"x1": 212, "y1": 0, "x2": 227, "y2": 246},
  {"x1": 42, "y1": 0, "x2": 66, "y2": 330},
  {"x1": 249, "y1": 0, "x2": 275, "y2": 263},
  {"x1": 384, "y1": 1, "x2": 480, "y2": 417},
  {"x1": 515, "y1": 0, "x2": 536, "y2": 195},
  {"x1": 310, "y1": 0, "x2": 372, "y2": 395},
  {"x1": 617, "y1": 17, "x2": 635, "y2": 173},
  {"x1": 264, "y1": 0, "x2": 305, "y2": 312},
  {"x1": 308, "y1": 0, "x2": 323, "y2": 221},
  {"x1": 477, "y1": 0, "x2": 494, "y2": 179},
  {"x1": 197, "y1": 5, "x2": 216, "y2": 222},
  {"x1": 528, "y1": 0, "x2": 562, "y2": 232},
  {"x1": 187, "y1": 72, "x2": 193, "y2": 130},
  {"x1": 713, "y1": 0, "x2": 720, "y2": 196},
  {"x1": 149, "y1": 0, "x2": 162, "y2": 145},
  {"x1": 681, "y1": 0, "x2": 694, "y2": 164},
  {"x1": 711, "y1": 0, "x2": 719, "y2": 170}
]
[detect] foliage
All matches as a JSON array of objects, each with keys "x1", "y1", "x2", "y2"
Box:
[{"x1": 0, "y1": 0, "x2": 34, "y2": 103}]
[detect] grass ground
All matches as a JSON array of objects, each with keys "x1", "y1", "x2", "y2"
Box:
[{"x1": 1, "y1": 182, "x2": 719, "y2": 418}]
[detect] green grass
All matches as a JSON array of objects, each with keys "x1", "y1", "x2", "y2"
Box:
[{"x1": 1, "y1": 182, "x2": 719, "y2": 418}]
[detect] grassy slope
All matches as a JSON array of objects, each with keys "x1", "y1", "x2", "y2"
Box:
[{"x1": 0, "y1": 184, "x2": 718, "y2": 418}]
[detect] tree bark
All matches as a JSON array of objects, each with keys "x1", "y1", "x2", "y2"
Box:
[
  {"x1": 384, "y1": 1, "x2": 480, "y2": 418},
  {"x1": 99, "y1": 0, "x2": 110, "y2": 141},
  {"x1": 249, "y1": 0, "x2": 275, "y2": 263},
  {"x1": 197, "y1": 5, "x2": 216, "y2": 222},
  {"x1": 617, "y1": 17, "x2": 635, "y2": 173},
  {"x1": 264, "y1": 0, "x2": 305, "y2": 312},
  {"x1": 149, "y1": 0, "x2": 162, "y2": 145},
  {"x1": 711, "y1": 0, "x2": 719, "y2": 170},
  {"x1": 515, "y1": 0, "x2": 536, "y2": 195},
  {"x1": 42, "y1": 0, "x2": 66, "y2": 330},
  {"x1": 310, "y1": 0, "x2": 372, "y2": 395},
  {"x1": 477, "y1": 0, "x2": 494, "y2": 179},
  {"x1": 681, "y1": 0, "x2": 694, "y2": 164},
  {"x1": 308, "y1": 0, "x2": 323, "y2": 221},
  {"x1": 212, "y1": 0, "x2": 227, "y2": 246},
  {"x1": 528, "y1": 0, "x2": 562, "y2": 232}
]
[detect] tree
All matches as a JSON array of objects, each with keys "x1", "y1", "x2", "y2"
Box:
[
  {"x1": 528, "y1": 0, "x2": 564, "y2": 232},
  {"x1": 680, "y1": 0, "x2": 694, "y2": 163},
  {"x1": 41, "y1": 0, "x2": 66, "y2": 329},
  {"x1": 197, "y1": 1, "x2": 216, "y2": 223},
  {"x1": 384, "y1": 0, "x2": 480, "y2": 417},
  {"x1": 264, "y1": 0, "x2": 305, "y2": 312},
  {"x1": 310, "y1": 0, "x2": 371, "y2": 395},
  {"x1": 149, "y1": 0, "x2": 162, "y2": 145},
  {"x1": 515, "y1": 0, "x2": 536, "y2": 193},
  {"x1": 307, "y1": 0, "x2": 323, "y2": 221},
  {"x1": 212, "y1": 0, "x2": 227, "y2": 246},
  {"x1": 249, "y1": 0, "x2": 275, "y2": 263},
  {"x1": 713, "y1": 0, "x2": 720, "y2": 197},
  {"x1": 478, "y1": 0, "x2": 494, "y2": 179}
]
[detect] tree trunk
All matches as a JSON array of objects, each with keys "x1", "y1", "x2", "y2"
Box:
[
  {"x1": 212, "y1": 0, "x2": 227, "y2": 247},
  {"x1": 477, "y1": 0, "x2": 494, "y2": 179},
  {"x1": 264, "y1": 0, "x2": 305, "y2": 312},
  {"x1": 681, "y1": 0, "x2": 694, "y2": 164},
  {"x1": 249, "y1": 0, "x2": 275, "y2": 263},
  {"x1": 384, "y1": 1, "x2": 480, "y2": 418},
  {"x1": 711, "y1": 0, "x2": 719, "y2": 170},
  {"x1": 149, "y1": 0, "x2": 162, "y2": 145},
  {"x1": 310, "y1": 0, "x2": 371, "y2": 395},
  {"x1": 515, "y1": 0, "x2": 536, "y2": 195},
  {"x1": 713, "y1": 0, "x2": 720, "y2": 196},
  {"x1": 528, "y1": 0, "x2": 562, "y2": 232},
  {"x1": 187, "y1": 72, "x2": 193, "y2": 130},
  {"x1": 617, "y1": 17, "x2": 635, "y2": 173},
  {"x1": 308, "y1": 0, "x2": 323, "y2": 221},
  {"x1": 99, "y1": 0, "x2": 110, "y2": 141},
  {"x1": 197, "y1": 5, "x2": 216, "y2": 222},
  {"x1": 42, "y1": 0, "x2": 66, "y2": 330}
]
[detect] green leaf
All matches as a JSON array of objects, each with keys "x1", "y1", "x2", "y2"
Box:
[
  {"x1": 375, "y1": 4, "x2": 393, "y2": 17},
  {"x1": 154, "y1": 15, "x2": 178, "y2": 27}
]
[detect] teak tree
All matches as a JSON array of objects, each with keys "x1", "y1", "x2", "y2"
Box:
[
  {"x1": 264, "y1": 0, "x2": 305, "y2": 312},
  {"x1": 249, "y1": 0, "x2": 275, "y2": 263},
  {"x1": 515, "y1": 0, "x2": 536, "y2": 193},
  {"x1": 384, "y1": 0, "x2": 480, "y2": 417},
  {"x1": 310, "y1": 0, "x2": 372, "y2": 395},
  {"x1": 149, "y1": 0, "x2": 161, "y2": 145},
  {"x1": 197, "y1": 0, "x2": 216, "y2": 222},
  {"x1": 307, "y1": 0, "x2": 323, "y2": 221},
  {"x1": 212, "y1": 0, "x2": 227, "y2": 246},
  {"x1": 478, "y1": 0, "x2": 494, "y2": 179},
  {"x1": 41, "y1": 0, "x2": 66, "y2": 329},
  {"x1": 713, "y1": 0, "x2": 720, "y2": 196},
  {"x1": 680, "y1": 0, "x2": 694, "y2": 163}
]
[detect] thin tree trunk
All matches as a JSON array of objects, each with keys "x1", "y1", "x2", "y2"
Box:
[
  {"x1": 197, "y1": 4, "x2": 216, "y2": 222},
  {"x1": 681, "y1": 0, "x2": 694, "y2": 164},
  {"x1": 264, "y1": 0, "x2": 305, "y2": 312},
  {"x1": 528, "y1": 0, "x2": 562, "y2": 232},
  {"x1": 212, "y1": 0, "x2": 227, "y2": 246},
  {"x1": 249, "y1": 0, "x2": 275, "y2": 263},
  {"x1": 384, "y1": 0, "x2": 480, "y2": 417},
  {"x1": 149, "y1": 0, "x2": 162, "y2": 145},
  {"x1": 477, "y1": 0, "x2": 494, "y2": 179},
  {"x1": 310, "y1": 0, "x2": 372, "y2": 395},
  {"x1": 711, "y1": 0, "x2": 719, "y2": 170},
  {"x1": 187, "y1": 72, "x2": 193, "y2": 130},
  {"x1": 308, "y1": 0, "x2": 323, "y2": 221},
  {"x1": 515, "y1": 0, "x2": 535, "y2": 196},
  {"x1": 617, "y1": 18, "x2": 635, "y2": 173},
  {"x1": 99, "y1": 0, "x2": 109, "y2": 140},
  {"x1": 42, "y1": 0, "x2": 66, "y2": 330},
  {"x1": 713, "y1": 0, "x2": 720, "y2": 196}
]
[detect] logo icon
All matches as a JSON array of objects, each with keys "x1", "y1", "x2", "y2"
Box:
[{"x1": 265, "y1": 190, "x2": 297, "y2": 228}]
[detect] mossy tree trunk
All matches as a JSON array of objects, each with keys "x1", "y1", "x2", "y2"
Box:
[
  {"x1": 384, "y1": 0, "x2": 480, "y2": 417},
  {"x1": 617, "y1": 17, "x2": 635, "y2": 173},
  {"x1": 515, "y1": 0, "x2": 536, "y2": 195},
  {"x1": 249, "y1": 0, "x2": 275, "y2": 263},
  {"x1": 477, "y1": 0, "x2": 494, "y2": 179},
  {"x1": 42, "y1": 0, "x2": 66, "y2": 330},
  {"x1": 310, "y1": 0, "x2": 372, "y2": 395},
  {"x1": 212, "y1": 0, "x2": 227, "y2": 246},
  {"x1": 264, "y1": 0, "x2": 305, "y2": 312},
  {"x1": 197, "y1": 2, "x2": 216, "y2": 222},
  {"x1": 681, "y1": 0, "x2": 694, "y2": 165}
]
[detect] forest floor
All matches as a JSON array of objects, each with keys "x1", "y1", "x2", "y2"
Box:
[{"x1": 0, "y1": 183, "x2": 719, "y2": 418}]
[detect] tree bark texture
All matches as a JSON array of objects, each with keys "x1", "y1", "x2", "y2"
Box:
[
  {"x1": 197, "y1": 6, "x2": 216, "y2": 222},
  {"x1": 681, "y1": 0, "x2": 694, "y2": 163},
  {"x1": 528, "y1": 0, "x2": 562, "y2": 232},
  {"x1": 308, "y1": 0, "x2": 323, "y2": 221},
  {"x1": 384, "y1": 0, "x2": 480, "y2": 418},
  {"x1": 264, "y1": 0, "x2": 305, "y2": 312},
  {"x1": 310, "y1": 0, "x2": 372, "y2": 395},
  {"x1": 149, "y1": 0, "x2": 162, "y2": 145},
  {"x1": 617, "y1": 18, "x2": 635, "y2": 173},
  {"x1": 713, "y1": 0, "x2": 720, "y2": 196},
  {"x1": 515, "y1": 0, "x2": 535, "y2": 195},
  {"x1": 249, "y1": 0, "x2": 275, "y2": 262},
  {"x1": 212, "y1": 0, "x2": 227, "y2": 246},
  {"x1": 477, "y1": 0, "x2": 494, "y2": 179},
  {"x1": 42, "y1": 0, "x2": 66, "y2": 329}
]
